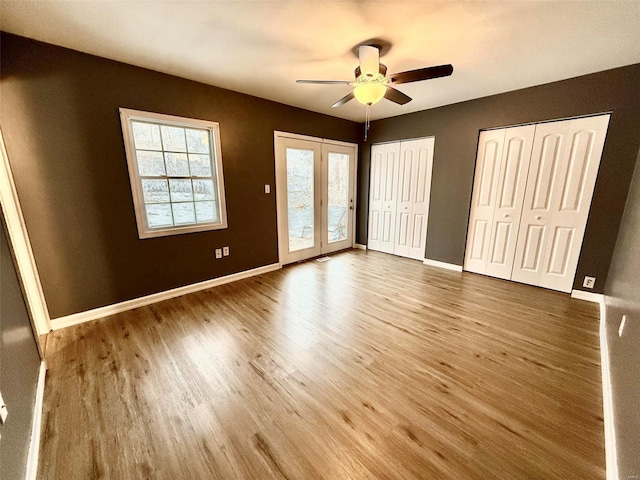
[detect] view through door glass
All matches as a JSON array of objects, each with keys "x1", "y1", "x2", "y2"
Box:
[
  {"x1": 327, "y1": 152, "x2": 349, "y2": 244},
  {"x1": 286, "y1": 147, "x2": 315, "y2": 252}
]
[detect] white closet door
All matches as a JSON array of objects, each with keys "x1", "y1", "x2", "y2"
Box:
[
  {"x1": 393, "y1": 138, "x2": 434, "y2": 260},
  {"x1": 464, "y1": 129, "x2": 505, "y2": 274},
  {"x1": 485, "y1": 125, "x2": 535, "y2": 279},
  {"x1": 539, "y1": 115, "x2": 610, "y2": 291},
  {"x1": 512, "y1": 115, "x2": 610, "y2": 292},
  {"x1": 367, "y1": 142, "x2": 400, "y2": 253}
]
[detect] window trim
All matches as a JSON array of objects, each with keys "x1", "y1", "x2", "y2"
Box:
[{"x1": 119, "y1": 108, "x2": 228, "y2": 239}]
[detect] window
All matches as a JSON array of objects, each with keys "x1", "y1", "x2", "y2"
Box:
[{"x1": 119, "y1": 108, "x2": 227, "y2": 239}]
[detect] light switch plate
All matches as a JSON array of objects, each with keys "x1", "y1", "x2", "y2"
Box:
[
  {"x1": 265, "y1": 184, "x2": 271, "y2": 194},
  {"x1": 0, "y1": 392, "x2": 7, "y2": 424},
  {"x1": 223, "y1": 246, "x2": 230, "y2": 256},
  {"x1": 215, "y1": 248, "x2": 222, "y2": 259}
]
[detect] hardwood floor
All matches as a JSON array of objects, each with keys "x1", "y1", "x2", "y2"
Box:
[{"x1": 38, "y1": 250, "x2": 605, "y2": 479}]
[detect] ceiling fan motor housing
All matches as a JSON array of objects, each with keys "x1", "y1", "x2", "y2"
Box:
[{"x1": 354, "y1": 64, "x2": 387, "y2": 79}]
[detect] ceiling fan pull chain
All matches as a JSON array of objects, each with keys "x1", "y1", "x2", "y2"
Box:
[{"x1": 364, "y1": 105, "x2": 371, "y2": 141}]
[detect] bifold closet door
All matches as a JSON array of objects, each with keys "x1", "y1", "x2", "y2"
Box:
[
  {"x1": 464, "y1": 125, "x2": 535, "y2": 278},
  {"x1": 393, "y1": 138, "x2": 434, "y2": 260},
  {"x1": 511, "y1": 115, "x2": 610, "y2": 292},
  {"x1": 368, "y1": 138, "x2": 434, "y2": 260},
  {"x1": 367, "y1": 142, "x2": 400, "y2": 254}
]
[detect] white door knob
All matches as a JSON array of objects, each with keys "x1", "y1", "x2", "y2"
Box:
[{"x1": 535, "y1": 216, "x2": 542, "y2": 220}]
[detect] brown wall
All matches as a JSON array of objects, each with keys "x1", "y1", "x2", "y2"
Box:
[
  {"x1": 358, "y1": 64, "x2": 640, "y2": 293},
  {"x1": 604, "y1": 148, "x2": 640, "y2": 477},
  {"x1": 0, "y1": 33, "x2": 360, "y2": 318},
  {"x1": 2, "y1": 31, "x2": 639, "y2": 318}
]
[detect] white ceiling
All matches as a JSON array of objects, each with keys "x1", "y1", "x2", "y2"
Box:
[{"x1": 2, "y1": 1, "x2": 640, "y2": 122}]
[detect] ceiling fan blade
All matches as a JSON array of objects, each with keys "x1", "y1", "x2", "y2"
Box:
[
  {"x1": 389, "y1": 64, "x2": 454, "y2": 84},
  {"x1": 331, "y1": 92, "x2": 355, "y2": 108},
  {"x1": 384, "y1": 86, "x2": 412, "y2": 105},
  {"x1": 296, "y1": 79, "x2": 351, "y2": 85},
  {"x1": 358, "y1": 45, "x2": 380, "y2": 78}
]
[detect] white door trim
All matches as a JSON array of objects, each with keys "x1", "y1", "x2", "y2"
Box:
[
  {"x1": 274, "y1": 131, "x2": 357, "y2": 148},
  {"x1": 0, "y1": 129, "x2": 51, "y2": 335},
  {"x1": 25, "y1": 361, "x2": 47, "y2": 480}
]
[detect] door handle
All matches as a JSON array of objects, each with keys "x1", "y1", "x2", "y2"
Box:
[
  {"x1": 349, "y1": 206, "x2": 353, "y2": 210},
  {"x1": 504, "y1": 214, "x2": 510, "y2": 218},
  {"x1": 535, "y1": 215, "x2": 542, "y2": 220}
]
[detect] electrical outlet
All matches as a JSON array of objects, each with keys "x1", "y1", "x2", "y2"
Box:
[
  {"x1": 223, "y1": 246, "x2": 230, "y2": 256},
  {"x1": 265, "y1": 184, "x2": 271, "y2": 194},
  {"x1": 215, "y1": 248, "x2": 222, "y2": 259},
  {"x1": 0, "y1": 392, "x2": 7, "y2": 424},
  {"x1": 583, "y1": 276, "x2": 596, "y2": 289}
]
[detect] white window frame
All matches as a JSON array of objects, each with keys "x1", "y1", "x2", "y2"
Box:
[{"x1": 119, "y1": 108, "x2": 227, "y2": 239}]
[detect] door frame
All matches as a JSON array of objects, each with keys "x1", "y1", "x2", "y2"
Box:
[
  {"x1": 0, "y1": 128, "x2": 51, "y2": 338},
  {"x1": 274, "y1": 131, "x2": 358, "y2": 266}
]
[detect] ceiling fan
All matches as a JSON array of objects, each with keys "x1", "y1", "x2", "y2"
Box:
[{"x1": 296, "y1": 44, "x2": 453, "y2": 108}]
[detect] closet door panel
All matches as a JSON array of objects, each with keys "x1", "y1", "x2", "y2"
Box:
[
  {"x1": 393, "y1": 143, "x2": 415, "y2": 257},
  {"x1": 518, "y1": 223, "x2": 547, "y2": 272},
  {"x1": 464, "y1": 129, "x2": 505, "y2": 274},
  {"x1": 539, "y1": 115, "x2": 610, "y2": 292},
  {"x1": 393, "y1": 138, "x2": 434, "y2": 260},
  {"x1": 407, "y1": 138, "x2": 434, "y2": 260},
  {"x1": 486, "y1": 125, "x2": 535, "y2": 279},
  {"x1": 367, "y1": 145, "x2": 385, "y2": 251},
  {"x1": 512, "y1": 122, "x2": 569, "y2": 286},
  {"x1": 368, "y1": 143, "x2": 399, "y2": 254}
]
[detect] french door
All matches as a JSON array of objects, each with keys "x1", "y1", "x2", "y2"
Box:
[{"x1": 274, "y1": 132, "x2": 357, "y2": 265}]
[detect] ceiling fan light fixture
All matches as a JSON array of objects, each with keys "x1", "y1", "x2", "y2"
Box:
[{"x1": 353, "y1": 82, "x2": 386, "y2": 106}]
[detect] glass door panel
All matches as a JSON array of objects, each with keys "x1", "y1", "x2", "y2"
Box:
[
  {"x1": 286, "y1": 148, "x2": 315, "y2": 252},
  {"x1": 327, "y1": 152, "x2": 349, "y2": 243}
]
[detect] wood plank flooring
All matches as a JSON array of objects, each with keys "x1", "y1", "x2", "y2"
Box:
[{"x1": 38, "y1": 250, "x2": 605, "y2": 479}]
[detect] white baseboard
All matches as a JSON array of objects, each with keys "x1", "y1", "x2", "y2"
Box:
[
  {"x1": 598, "y1": 300, "x2": 619, "y2": 480},
  {"x1": 354, "y1": 243, "x2": 367, "y2": 250},
  {"x1": 571, "y1": 290, "x2": 605, "y2": 303},
  {"x1": 51, "y1": 263, "x2": 281, "y2": 330},
  {"x1": 423, "y1": 258, "x2": 463, "y2": 272},
  {"x1": 25, "y1": 361, "x2": 47, "y2": 480},
  {"x1": 571, "y1": 290, "x2": 618, "y2": 479}
]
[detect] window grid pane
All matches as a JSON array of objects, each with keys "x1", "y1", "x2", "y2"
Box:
[{"x1": 131, "y1": 119, "x2": 220, "y2": 230}]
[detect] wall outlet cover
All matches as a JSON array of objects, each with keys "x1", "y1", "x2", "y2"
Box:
[
  {"x1": 215, "y1": 248, "x2": 222, "y2": 259},
  {"x1": 0, "y1": 391, "x2": 7, "y2": 424},
  {"x1": 583, "y1": 276, "x2": 596, "y2": 288},
  {"x1": 223, "y1": 246, "x2": 230, "y2": 256}
]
